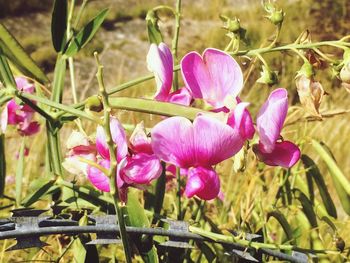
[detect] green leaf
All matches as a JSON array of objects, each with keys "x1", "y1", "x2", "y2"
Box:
[
  {"x1": 21, "y1": 179, "x2": 58, "y2": 207},
  {"x1": 15, "y1": 138, "x2": 25, "y2": 207},
  {"x1": 51, "y1": 0, "x2": 68, "y2": 52},
  {"x1": 0, "y1": 23, "x2": 49, "y2": 84},
  {"x1": 0, "y1": 134, "x2": 6, "y2": 197},
  {"x1": 0, "y1": 45, "x2": 16, "y2": 88},
  {"x1": 267, "y1": 210, "x2": 295, "y2": 245},
  {"x1": 108, "y1": 97, "x2": 214, "y2": 121},
  {"x1": 126, "y1": 189, "x2": 159, "y2": 263},
  {"x1": 51, "y1": 55, "x2": 67, "y2": 103},
  {"x1": 64, "y1": 9, "x2": 109, "y2": 57},
  {"x1": 301, "y1": 155, "x2": 337, "y2": 218},
  {"x1": 146, "y1": 10, "x2": 163, "y2": 44},
  {"x1": 312, "y1": 140, "x2": 350, "y2": 215},
  {"x1": 293, "y1": 189, "x2": 317, "y2": 228}
]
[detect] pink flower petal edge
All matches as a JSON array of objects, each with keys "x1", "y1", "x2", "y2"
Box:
[
  {"x1": 254, "y1": 141, "x2": 301, "y2": 168},
  {"x1": 184, "y1": 167, "x2": 220, "y2": 200},
  {"x1": 181, "y1": 48, "x2": 243, "y2": 108},
  {"x1": 257, "y1": 88, "x2": 288, "y2": 153},
  {"x1": 147, "y1": 43, "x2": 173, "y2": 101}
]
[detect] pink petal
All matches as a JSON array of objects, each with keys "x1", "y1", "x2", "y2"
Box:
[
  {"x1": 181, "y1": 48, "x2": 243, "y2": 108},
  {"x1": 87, "y1": 159, "x2": 110, "y2": 192},
  {"x1": 151, "y1": 115, "x2": 243, "y2": 168},
  {"x1": 152, "y1": 116, "x2": 195, "y2": 168},
  {"x1": 227, "y1": 102, "x2": 255, "y2": 141},
  {"x1": 129, "y1": 121, "x2": 153, "y2": 154},
  {"x1": 95, "y1": 125, "x2": 110, "y2": 159},
  {"x1": 257, "y1": 88, "x2": 288, "y2": 153},
  {"x1": 6, "y1": 100, "x2": 21, "y2": 124},
  {"x1": 184, "y1": 166, "x2": 220, "y2": 200},
  {"x1": 147, "y1": 43, "x2": 173, "y2": 101},
  {"x1": 193, "y1": 115, "x2": 244, "y2": 166},
  {"x1": 15, "y1": 77, "x2": 34, "y2": 94},
  {"x1": 19, "y1": 121, "x2": 40, "y2": 136},
  {"x1": 110, "y1": 117, "x2": 128, "y2": 161},
  {"x1": 96, "y1": 117, "x2": 128, "y2": 161},
  {"x1": 254, "y1": 141, "x2": 301, "y2": 168},
  {"x1": 120, "y1": 153, "x2": 162, "y2": 185},
  {"x1": 167, "y1": 87, "x2": 193, "y2": 106}
]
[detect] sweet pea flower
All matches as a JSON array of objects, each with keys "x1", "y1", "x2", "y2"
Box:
[
  {"x1": 254, "y1": 88, "x2": 301, "y2": 168},
  {"x1": 151, "y1": 115, "x2": 244, "y2": 200},
  {"x1": 1, "y1": 77, "x2": 40, "y2": 136},
  {"x1": 181, "y1": 48, "x2": 243, "y2": 109},
  {"x1": 147, "y1": 43, "x2": 192, "y2": 106},
  {"x1": 181, "y1": 48, "x2": 254, "y2": 140},
  {"x1": 92, "y1": 118, "x2": 162, "y2": 193}
]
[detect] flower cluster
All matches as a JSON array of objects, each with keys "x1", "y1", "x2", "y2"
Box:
[
  {"x1": 64, "y1": 43, "x2": 300, "y2": 201},
  {"x1": 1, "y1": 77, "x2": 40, "y2": 136},
  {"x1": 63, "y1": 118, "x2": 162, "y2": 202}
]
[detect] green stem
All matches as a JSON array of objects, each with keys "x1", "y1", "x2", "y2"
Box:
[
  {"x1": 95, "y1": 52, "x2": 132, "y2": 263},
  {"x1": 46, "y1": 122, "x2": 63, "y2": 176},
  {"x1": 0, "y1": 94, "x2": 12, "y2": 107},
  {"x1": 233, "y1": 40, "x2": 350, "y2": 56},
  {"x1": 73, "y1": 0, "x2": 88, "y2": 28},
  {"x1": 19, "y1": 92, "x2": 100, "y2": 123},
  {"x1": 171, "y1": 0, "x2": 181, "y2": 91}
]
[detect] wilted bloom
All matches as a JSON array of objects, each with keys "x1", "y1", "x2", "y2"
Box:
[
  {"x1": 254, "y1": 88, "x2": 300, "y2": 168},
  {"x1": 1, "y1": 77, "x2": 40, "y2": 136},
  {"x1": 62, "y1": 130, "x2": 96, "y2": 176},
  {"x1": 64, "y1": 118, "x2": 162, "y2": 200},
  {"x1": 296, "y1": 74, "x2": 324, "y2": 117},
  {"x1": 147, "y1": 43, "x2": 192, "y2": 105},
  {"x1": 151, "y1": 115, "x2": 244, "y2": 200}
]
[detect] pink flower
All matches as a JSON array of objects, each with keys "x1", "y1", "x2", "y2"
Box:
[
  {"x1": 151, "y1": 115, "x2": 244, "y2": 200},
  {"x1": 181, "y1": 48, "x2": 254, "y2": 140},
  {"x1": 87, "y1": 117, "x2": 162, "y2": 197},
  {"x1": 254, "y1": 88, "x2": 301, "y2": 168},
  {"x1": 181, "y1": 48, "x2": 243, "y2": 109},
  {"x1": 1, "y1": 77, "x2": 40, "y2": 136},
  {"x1": 147, "y1": 43, "x2": 192, "y2": 106}
]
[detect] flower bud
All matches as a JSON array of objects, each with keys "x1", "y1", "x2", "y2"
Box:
[
  {"x1": 297, "y1": 61, "x2": 314, "y2": 78},
  {"x1": 296, "y1": 74, "x2": 324, "y2": 117},
  {"x1": 146, "y1": 10, "x2": 163, "y2": 44},
  {"x1": 257, "y1": 65, "x2": 278, "y2": 86},
  {"x1": 340, "y1": 62, "x2": 350, "y2": 84},
  {"x1": 220, "y1": 15, "x2": 241, "y2": 33},
  {"x1": 268, "y1": 9, "x2": 284, "y2": 25},
  {"x1": 85, "y1": 95, "x2": 103, "y2": 112}
]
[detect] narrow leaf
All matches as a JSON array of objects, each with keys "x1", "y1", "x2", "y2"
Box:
[
  {"x1": 0, "y1": 45, "x2": 16, "y2": 88},
  {"x1": 301, "y1": 155, "x2": 337, "y2": 218},
  {"x1": 0, "y1": 23, "x2": 49, "y2": 84},
  {"x1": 0, "y1": 134, "x2": 6, "y2": 196},
  {"x1": 126, "y1": 189, "x2": 159, "y2": 263},
  {"x1": 312, "y1": 140, "x2": 350, "y2": 215},
  {"x1": 21, "y1": 179, "x2": 58, "y2": 207},
  {"x1": 51, "y1": 55, "x2": 67, "y2": 103},
  {"x1": 293, "y1": 189, "x2": 317, "y2": 228},
  {"x1": 267, "y1": 210, "x2": 295, "y2": 245},
  {"x1": 15, "y1": 138, "x2": 26, "y2": 207},
  {"x1": 64, "y1": 9, "x2": 109, "y2": 57},
  {"x1": 51, "y1": 0, "x2": 68, "y2": 52}
]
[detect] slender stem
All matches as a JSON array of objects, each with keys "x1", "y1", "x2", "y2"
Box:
[
  {"x1": 19, "y1": 92, "x2": 100, "y2": 123},
  {"x1": 172, "y1": 0, "x2": 181, "y2": 91},
  {"x1": 94, "y1": 52, "x2": 132, "y2": 263},
  {"x1": 67, "y1": 0, "x2": 77, "y2": 104},
  {"x1": 0, "y1": 95, "x2": 12, "y2": 107}
]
